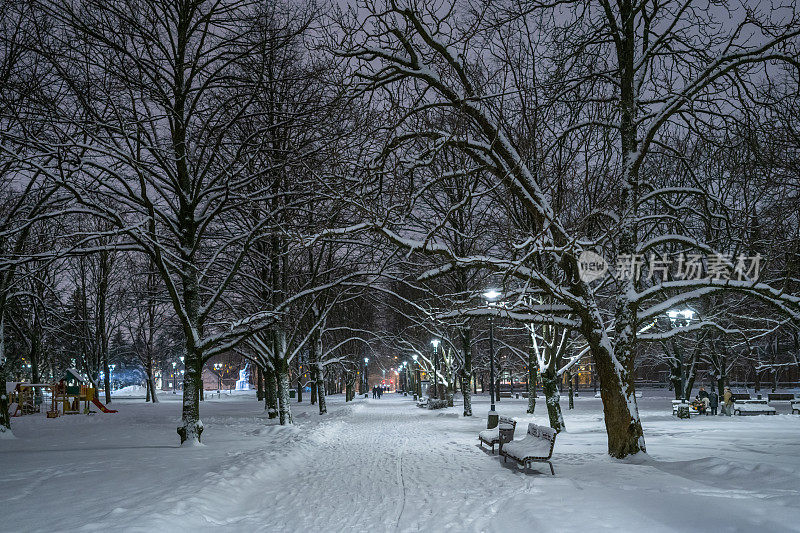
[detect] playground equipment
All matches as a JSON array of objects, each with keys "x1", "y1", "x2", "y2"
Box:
[
  {"x1": 49, "y1": 368, "x2": 117, "y2": 417},
  {"x1": 7, "y1": 382, "x2": 54, "y2": 418},
  {"x1": 5, "y1": 368, "x2": 117, "y2": 419}
]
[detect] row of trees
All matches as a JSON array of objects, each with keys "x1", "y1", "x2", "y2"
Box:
[{"x1": 2, "y1": 0, "x2": 799, "y2": 458}]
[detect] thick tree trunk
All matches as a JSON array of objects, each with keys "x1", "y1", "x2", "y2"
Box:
[
  {"x1": 541, "y1": 366, "x2": 565, "y2": 432},
  {"x1": 568, "y1": 373, "x2": 575, "y2": 410},
  {"x1": 149, "y1": 372, "x2": 159, "y2": 403},
  {"x1": 316, "y1": 364, "x2": 327, "y2": 415},
  {"x1": 256, "y1": 366, "x2": 264, "y2": 402},
  {"x1": 264, "y1": 365, "x2": 278, "y2": 419},
  {"x1": 527, "y1": 356, "x2": 538, "y2": 414},
  {"x1": 177, "y1": 345, "x2": 203, "y2": 446},
  {"x1": 276, "y1": 358, "x2": 293, "y2": 425},
  {"x1": 0, "y1": 322, "x2": 11, "y2": 436},
  {"x1": 310, "y1": 365, "x2": 318, "y2": 405}
]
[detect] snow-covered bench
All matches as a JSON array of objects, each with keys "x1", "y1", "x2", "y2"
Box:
[
  {"x1": 501, "y1": 422, "x2": 557, "y2": 475},
  {"x1": 672, "y1": 400, "x2": 700, "y2": 417},
  {"x1": 791, "y1": 401, "x2": 800, "y2": 415},
  {"x1": 478, "y1": 416, "x2": 516, "y2": 454},
  {"x1": 733, "y1": 399, "x2": 776, "y2": 416}
]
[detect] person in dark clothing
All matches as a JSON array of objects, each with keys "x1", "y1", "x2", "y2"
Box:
[
  {"x1": 372, "y1": 386, "x2": 377, "y2": 399},
  {"x1": 708, "y1": 389, "x2": 719, "y2": 415},
  {"x1": 698, "y1": 387, "x2": 709, "y2": 400},
  {"x1": 377, "y1": 386, "x2": 383, "y2": 399}
]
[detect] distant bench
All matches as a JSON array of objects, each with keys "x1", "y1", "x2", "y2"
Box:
[
  {"x1": 767, "y1": 393, "x2": 795, "y2": 402},
  {"x1": 792, "y1": 400, "x2": 800, "y2": 415},
  {"x1": 733, "y1": 399, "x2": 776, "y2": 416}
]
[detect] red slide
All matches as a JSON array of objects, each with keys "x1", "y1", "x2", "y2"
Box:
[{"x1": 91, "y1": 398, "x2": 118, "y2": 413}]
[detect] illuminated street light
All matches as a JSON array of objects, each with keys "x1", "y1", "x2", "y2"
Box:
[
  {"x1": 214, "y1": 363, "x2": 223, "y2": 392},
  {"x1": 483, "y1": 289, "x2": 502, "y2": 427},
  {"x1": 431, "y1": 339, "x2": 440, "y2": 400}
]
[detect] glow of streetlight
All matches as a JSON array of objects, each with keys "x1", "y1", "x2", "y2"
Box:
[
  {"x1": 483, "y1": 289, "x2": 501, "y2": 301},
  {"x1": 412, "y1": 354, "x2": 418, "y2": 361},
  {"x1": 431, "y1": 339, "x2": 440, "y2": 349},
  {"x1": 667, "y1": 309, "x2": 695, "y2": 321},
  {"x1": 364, "y1": 357, "x2": 369, "y2": 363}
]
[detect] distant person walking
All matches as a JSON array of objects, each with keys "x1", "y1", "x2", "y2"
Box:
[
  {"x1": 723, "y1": 386, "x2": 733, "y2": 416},
  {"x1": 709, "y1": 389, "x2": 719, "y2": 415},
  {"x1": 372, "y1": 386, "x2": 377, "y2": 399},
  {"x1": 377, "y1": 387, "x2": 383, "y2": 399}
]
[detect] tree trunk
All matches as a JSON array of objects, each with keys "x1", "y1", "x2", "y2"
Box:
[
  {"x1": 276, "y1": 358, "x2": 293, "y2": 425},
  {"x1": 541, "y1": 366, "x2": 565, "y2": 432},
  {"x1": 527, "y1": 357, "x2": 538, "y2": 414},
  {"x1": 0, "y1": 317, "x2": 11, "y2": 435},
  {"x1": 316, "y1": 364, "x2": 327, "y2": 415},
  {"x1": 310, "y1": 365, "x2": 318, "y2": 405},
  {"x1": 568, "y1": 373, "x2": 574, "y2": 410},
  {"x1": 264, "y1": 365, "x2": 278, "y2": 419},
  {"x1": 256, "y1": 366, "x2": 264, "y2": 402},
  {"x1": 148, "y1": 371, "x2": 159, "y2": 403},
  {"x1": 177, "y1": 344, "x2": 203, "y2": 446},
  {"x1": 460, "y1": 328, "x2": 472, "y2": 416}
]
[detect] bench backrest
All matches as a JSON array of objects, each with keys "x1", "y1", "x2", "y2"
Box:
[
  {"x1": 768, "y1": 393, "x2": 795, "y2": 401},
  {"x1": 731, "y1": 393, "x2": 751, "y2": 400},
  {"x1": 499, "y1": 415, "x2": 516, "y2": 429},
  {"x1": 527, "y1": 422, "x2": 556, "y2": 443}
]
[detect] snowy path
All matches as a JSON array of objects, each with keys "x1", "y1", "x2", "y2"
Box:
[{"x1": 3, "y1": 393, "x2": 800, "y2": 532}]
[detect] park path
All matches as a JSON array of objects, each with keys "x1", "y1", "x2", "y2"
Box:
[{"x1": 222, "y1": 396, "x2": 529, "y2": 532}]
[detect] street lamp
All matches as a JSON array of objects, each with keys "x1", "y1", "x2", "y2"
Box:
[
  {"x1": 412, "y1": 354, "x2": 421, "y2": 397},
  {"x1": 214, "y1": 363, "x2": 223, "y2": 392},
  {"x1": 483, "y1": 289, "x2": 501, "y2": 428},
  {"x1": 172, "y1": 361, "x2": 177, "y2": 394},
  {"x1": 109, "y1": 364, "x2": 116, "y2": 391},
  {"x1": 364, "y1": 357, "x2": 369, "y2": 395},
  {"x1": 431, "y1": 339, "x2": 440, "y2": 400}
]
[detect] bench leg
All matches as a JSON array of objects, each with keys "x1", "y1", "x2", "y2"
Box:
[{"x1": 548, "y1": 461, "x2": 555, "y2": 476}]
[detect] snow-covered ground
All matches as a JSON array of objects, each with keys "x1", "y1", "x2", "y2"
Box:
[{"x1": 2, "y1": 391, "x2": 799, "y2": 532}]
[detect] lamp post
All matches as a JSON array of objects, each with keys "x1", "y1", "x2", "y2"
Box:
[
  {"x1": 412, "y1": 354, "x2": 421, "y2": 398},
  {"x1": 109, "y1": 364, "x2": 116, "y2": 391},
  {"x1": 364, "y1": 357, "x2": 369, "y2": 395},
  {"x1": 483, "y1": 289, "x2": 501, "y2": 428},
  {"x1": 431, "y1": 339, "x2": 440, "y2": 399},
  {"x1": 172, "y1": 361, "x2": 177, "y2": 393},
  {"x1": 214, "y1": 363, "x2": 223, "y2": 392}
]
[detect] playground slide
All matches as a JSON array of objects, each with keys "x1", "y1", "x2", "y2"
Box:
[{"x1": 91, "y1": 398, "x2": 118, "y2": 413}]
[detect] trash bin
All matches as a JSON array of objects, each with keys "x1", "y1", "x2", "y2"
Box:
[
  {"x1": 498, "y1": 422, "x2": 515, "y2": 453},
  {"x1": 676, "y1": 404, "x2": 690, "y2": 419},
  {"x1": 289, "y1": 390, "x2": 296, "y2": 399}
]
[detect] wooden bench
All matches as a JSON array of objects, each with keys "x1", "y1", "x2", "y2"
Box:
[
  {"x1": 731, "y1": 393, "x2": 751, "y2": 401},
  {"x1": 501, "y1": 422, "x2": 557, "y2": 475},
  {"x1": 733, "y1": 399, "x2": 776, "y2": 416},
  {"x1": 767, "y1": 393, "x2": 795, "y2": 402},
  {"x1": 478, "y1": 415, "x2": 516, "y2": 454},
  {"x1": 791, "y1": 400, "x2": 800, "y2": 415}
]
